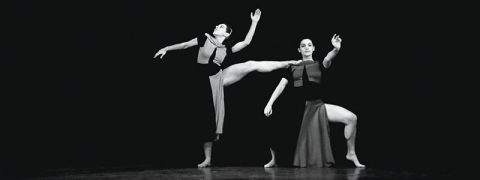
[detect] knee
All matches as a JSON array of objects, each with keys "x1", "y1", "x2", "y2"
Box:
[{"x1": 347, "y1": 113, "x2": 358, "y2": 124}]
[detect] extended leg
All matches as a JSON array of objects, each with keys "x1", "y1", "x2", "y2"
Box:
[{"x1": 223, "y1": 60, "x2": 298, "y2": 87}]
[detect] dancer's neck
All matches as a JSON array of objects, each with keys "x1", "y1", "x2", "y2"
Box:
[
  {"x1": 214, "y1": 35, "x2": 226, "y2": 44},
  {"x1": 302, "y1": 55, "x2": 314, "y2": 61}
]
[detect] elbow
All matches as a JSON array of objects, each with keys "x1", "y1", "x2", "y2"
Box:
[
  {"x1": 323, "y1": 60, "x2": 332, "y2": 68},
  {"x1": 181, "y1": 43, "x2": 188, "y2": 49},
  {"x1": 182, "y1": 42, "x2": 193, "y2": 50}
]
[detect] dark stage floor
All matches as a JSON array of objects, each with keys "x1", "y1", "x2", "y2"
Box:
[{"x1": 5, "y1": 166, "x2": 461, "y2": 180}]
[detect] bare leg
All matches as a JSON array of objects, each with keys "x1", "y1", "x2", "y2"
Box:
[
  {"x1": 198, "y1": 141, "x2": 213, "y2": 168},
  {"x1": 325, "y1": 104, "x2": 365, "y2": 168},
  {"x1": 223, "y1": 60, "x2": 298, "y2": 87},
  {"x1": 264, "y1": 148, "x2": 276, "y2": 168}
]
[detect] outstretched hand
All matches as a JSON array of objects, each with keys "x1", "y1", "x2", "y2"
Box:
[
  {"x1": 251, "y1": 8, "x2": 261, "y2": 22},
  {"x1": 331, "y1": 34, "x2": 342, "y2": 49},
  {"x1": 154, "y1": 49, "x2": 167, "y2": 59}
]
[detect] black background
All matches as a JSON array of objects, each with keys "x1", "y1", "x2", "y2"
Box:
[{"x1": 2, "y1": 1, "x2": 477, "y2": 177}]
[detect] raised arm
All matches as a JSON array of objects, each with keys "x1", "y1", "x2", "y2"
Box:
[
  {"x1": 323, "y1": 34, "x2": 342, "y2": 68},
  {"x1": 153, "y1": 38, "x2": 198, "y2": 59},
  {"x1": 231, "y1": 9, "x2": 262, "y2": 53},
  {"x1": 264, "y1": 78, "x2": 289, "y2": 117}
]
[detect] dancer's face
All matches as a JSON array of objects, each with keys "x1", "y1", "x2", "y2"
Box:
[
  {"x1": 298, "y1": 39, "x2": 315, "y2": 57},
  {"x1": 213, "y1": 24, "x2": 231, "y2": 38}
]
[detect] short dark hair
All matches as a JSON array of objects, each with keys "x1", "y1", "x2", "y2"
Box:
[
  {"x1": 223, "y1": 24, "x2": 234, "y2": 45},
  {"x1": 225, "y1": 24, "x2": 233, "y2": 35}
]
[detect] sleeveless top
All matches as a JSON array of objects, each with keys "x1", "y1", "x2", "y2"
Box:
[{"x1": 282, "y1": 60, "x2": 325, "y2": 101}]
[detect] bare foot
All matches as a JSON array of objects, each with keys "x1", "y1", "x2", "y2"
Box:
[
  {"x1": 198, "y1": 159, "x2": 211, "y2": 168},
  {"x1": 264, "y1": 159, "x2": 276, "y2": 168},
  {"x1": 346, "y1": 153, "x2": 365, "y2": 168}
]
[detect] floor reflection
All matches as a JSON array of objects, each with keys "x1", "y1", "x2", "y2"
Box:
[
  {"x1": 264, "y1": 167, "x2": 365, "y2": 180},
  {"x1": 198, "y1": 167, "x2": 212, "y2": 180}
]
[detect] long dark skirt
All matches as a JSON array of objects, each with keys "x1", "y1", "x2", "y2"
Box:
[{"x1": 293, "y1": 99, "x2": 335, "y2": 167}]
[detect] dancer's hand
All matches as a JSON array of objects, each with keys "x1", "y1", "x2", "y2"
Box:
[
  {"x1": 154, "y1": 49, "x2": 167, "y2": 59},
  {"x1": 264, "y1": 104, "x2": 273, "y2": 117},
  {"x1": 331, "y1": 34, "x2": 342, "y2": 49},
  {"x1": 251, "y1": 8, "x2": 261, "y2": 23}
]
